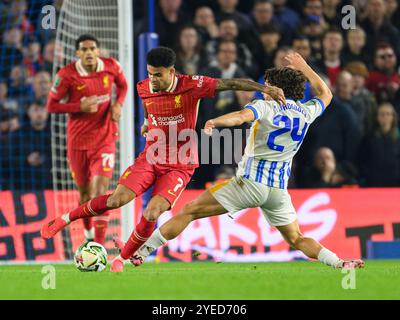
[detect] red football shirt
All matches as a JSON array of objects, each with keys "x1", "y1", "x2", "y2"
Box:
[
  {"x1": 47, "y1": 57, "x2": 128, "y2": 150},
  {"x1": 137, "y1": 74, "x2": 217, "y2": 169}
]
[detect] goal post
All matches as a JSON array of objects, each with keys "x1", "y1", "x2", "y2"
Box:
[
  {"x1": 117, "y1": 0, "x2": 135, "y2": 242},
  {"x1": 51, "y1": 0, "x2": 135, "y2": 259}
]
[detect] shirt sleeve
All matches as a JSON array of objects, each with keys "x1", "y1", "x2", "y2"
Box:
[
  {"x1": 302, "y1": 98, "x2": 325, "y2": 122},
  {"x1": 244, "y1": 100, "x2": 267, "y2": 121},
  {"x1": 49, "y1": 70, "x2": 70, "y2": 100},
  {"x1": 192, "y1": 75, "x2": 218, "y2": 99}
]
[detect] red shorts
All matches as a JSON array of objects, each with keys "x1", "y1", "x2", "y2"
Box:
[
  {"x1": 67, "y1": 144, "x2": 116, "y2": 187},
  {"x1": 119, "y1": 152, "x2": 194, "y2": 208}
]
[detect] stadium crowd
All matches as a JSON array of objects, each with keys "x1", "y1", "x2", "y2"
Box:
[{"x1": 1, "y1": 0, "x2": 400, "y2": 190}]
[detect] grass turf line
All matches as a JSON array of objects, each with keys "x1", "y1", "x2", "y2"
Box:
[{"x1": 0, "y1": 260, "x2": 399, "y2": 300}]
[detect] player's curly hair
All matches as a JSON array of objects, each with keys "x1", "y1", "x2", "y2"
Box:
[
  {"x1": 264, "y1": 68, "x2": 307, "y2": 101},
  {"x1": 147, "y1": 46, "x2": 176, "y2": 68}
]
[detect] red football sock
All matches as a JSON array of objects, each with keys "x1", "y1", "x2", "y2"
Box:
[
  {"x1": 82, "y1": 217, "x2": 93, "y2": 231},
  {"x1": 69, "y1": 194, "x2": 110, "y2": 222},
  {"x1": 94, "y1": 212, "x2": 110, "y2": 245},
  {"x1": 121, "y1": 216, "x2": 156, "y2": 260}
]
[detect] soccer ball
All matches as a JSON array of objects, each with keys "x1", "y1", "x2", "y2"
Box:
[{"x1": 74, "y1": 241, "x2": 108, "y2": 272}]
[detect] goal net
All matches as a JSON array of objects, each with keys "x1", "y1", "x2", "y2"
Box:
[{"x1": 51, "y1": 0, "x2": 133, "y2": 260}]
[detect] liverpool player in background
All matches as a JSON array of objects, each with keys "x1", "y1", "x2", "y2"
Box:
[
  {"x1": 46, "y1": 34, "x2": 128, "y2": 244},
  {"x1": 41, "y1": 46, "x2": 285, "y2": 272}
]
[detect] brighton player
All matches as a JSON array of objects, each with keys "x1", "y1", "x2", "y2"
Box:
[
  {"x1": 46, "y1": 34, "x2": 128, "y2": 244},
  {"x1": 131, "y1": 53, "x2": 365, "y2": 269},
  {"x1": 41, "y1": 46, "x2": 286, "y2": 272}
]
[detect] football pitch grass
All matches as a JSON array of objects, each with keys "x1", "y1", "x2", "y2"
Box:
[{"x1": 0, "y1": 260, "x2": 399, "y2": 300}]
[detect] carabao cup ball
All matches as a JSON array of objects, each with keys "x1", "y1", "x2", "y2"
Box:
[{"x1": 74, "y1": 241, "x2": 108, "y2": 272}]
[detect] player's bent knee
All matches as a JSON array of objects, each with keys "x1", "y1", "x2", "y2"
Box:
[
  {"x1": 143, "y1": 208, "x2": 163, "y2": 222},
  {"x1": 106, "y1": 194, "x2": 124, "y2": 209},
  {"x1": 286, "y1": 233, "x2": 304, "y2": 248}
]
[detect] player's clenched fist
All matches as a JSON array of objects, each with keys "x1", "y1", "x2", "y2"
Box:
[
  {"x1": 111, "y1": 102, "x2": 122, "y2": 122},
  {"x1": 80, "y1": 95, "x2": 99, "y2": 113},
  {"x1": 204, "y1": 119, "x2": 215, "y2": 136},
  {"x1": 284, "y1": 52, "x2": 309, "y2": 72}
]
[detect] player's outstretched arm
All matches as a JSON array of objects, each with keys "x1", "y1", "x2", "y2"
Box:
[
  {"x1": 285, "y1": 52, "x2": 333, "y2": 107},
  {"x1": 216, "y1": 78, "x2": 286, "y2": 105},
  {"x1": 204, "y1": 108, "x2": 255, "y2": 135}
]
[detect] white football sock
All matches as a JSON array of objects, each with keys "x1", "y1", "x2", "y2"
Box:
[
  {"x1": 84, "y1": 228, "x2": 94, "y2": 241},
  {"x1": 137, "y1": 228, "x2": 167, "y2": 258},
  {"x1": 317, "y1": 247, "x2": 342, "y2": 268}
]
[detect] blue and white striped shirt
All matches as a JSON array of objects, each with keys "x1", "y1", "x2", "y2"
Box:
[{"x1": 237, "y1": 98, "x2": 325, "y2": 189}]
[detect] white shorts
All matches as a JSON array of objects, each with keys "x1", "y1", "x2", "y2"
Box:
[{"x1": 209, "y1": 176, "x2": 297, "y2": 227}]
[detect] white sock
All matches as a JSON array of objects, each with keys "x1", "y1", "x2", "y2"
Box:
[
  {"x1": 137, "y1": 228, "x2": 167, "y2": 258},
  {"x1": 84, "y1": 228, "x2": 94, "y2": 240},
  {"x1": 317, "y1": 248, "x2": 342, "y2": 268},
  {"x1": 62, "y1": 213, "x2": 71, "y2": 224}
]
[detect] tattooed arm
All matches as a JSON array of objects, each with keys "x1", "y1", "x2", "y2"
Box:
[{"x1": 216, "y1": 78, "x2": 286, "y2": 105}]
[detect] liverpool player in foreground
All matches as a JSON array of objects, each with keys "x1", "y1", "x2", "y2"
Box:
[
  {"x1": 41, "y1": 46, "x2": 285, "y2": 272},
  {"x1": 132, "y1": 53, "x2": 365, "y2": 269},
  {"x1": 46, "y1": 34, "x2": 128, "y2": 244}
]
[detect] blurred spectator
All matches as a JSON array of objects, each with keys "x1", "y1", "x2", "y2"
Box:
[
  {"x1": 8, "y1": 65, "x2": 32, "y2": 107},
  {"x1": 174, "y1": 26, "x2": 209, "y2": 75},
  {"x1": 385, "y1": 0, "x2": 400, "y2": 31},
  {"x1": 250, "y1": 0, "x2": 284, "y2": 35},
  {"x1": 367, "y1": 43, "x2": 400, "y2": 102},
  {"x1": 22, "y1": 39, "x2": 43, "y2": 77},
  {"x1": 0, "y1": 27, "x2": 24, "y2": 79},
  {"x1": 30, "y1": 71, "x2": 51, "y2": 105},
  {"x1": 272, "y1": 0, "x2": 301, "y2": 33},
  {"x1": 341, "y1": 27, "x2": 371, "y2": 67},
  {"x1": 216, "y1": 0, "x2": 261, "y2": 56},
  {"x1": 42, "y1": 39, "x2": 56, "y2": 74},
  {"x1": 361, "y1": 0, "x2": 400, "y2": 58},
  {"x1": 316, "y1": 27, "x2": 343, "y2": 86},
  {"x1": 301, "y1": 15, "x2": 325, "y2": 60},
  {"x1": 303, "y1": 0, "x2": 328, "y2": 28},
  {"x1": 335, "y1": 70, "x2": 368, "y2": 134},
  {"x1": 296, "y1": 95, "x2": 362, "y2": 187},
  {"x1": 303, "y1": 147, "x2": 358, "y2": 188},
  {"x1": 154, "y1": 0, "x2": 189, "y2": 47},
  {"x1": 344, "y1": 61, "x2": 378, "y2": 135},
  {"x1": 292, "y1": 35, "x2": 319, "y2": 69},
  {"x1": 258, "y1": 25, "x2": 282, "y2": 71},
  {"x1": 0, "y1": 79, "x2": 18, "y2": 111},
  {"x1": 21, "y1": 101, "x2": 52, "y2": 189},
  {"x1": 358, "y1": 102, "x2": 400, "y2": 187},
  {"x1": 201, "y1": 40, "x2": 247, "y2": 113},
  {"x1": 193, "y1": 6, "x2": 219, "y2": 44},
  {"x1": 206, "y1": 18, "x2": 258, "y2": 78},
  {"x1": 0, "y1": 106, "x2": 21, "y2": 190},
  {"x1": 322, "y1": 0, "x2": 343, "y2": 27}
]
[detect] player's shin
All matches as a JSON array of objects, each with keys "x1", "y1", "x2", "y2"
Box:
[
  {"x1": 94, "y1": 212, "x2": 110, "y2": 245},
  {"x1": 66, "y1": 194, "x2": 111, "y2": 223},
  {"x1": 120, "y1": 216, "x2": 156, "y2": 260}
]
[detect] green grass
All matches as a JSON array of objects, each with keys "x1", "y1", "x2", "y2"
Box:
[{"x1": 0, "y1": 260, "x2": 399, "y2": 300}]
